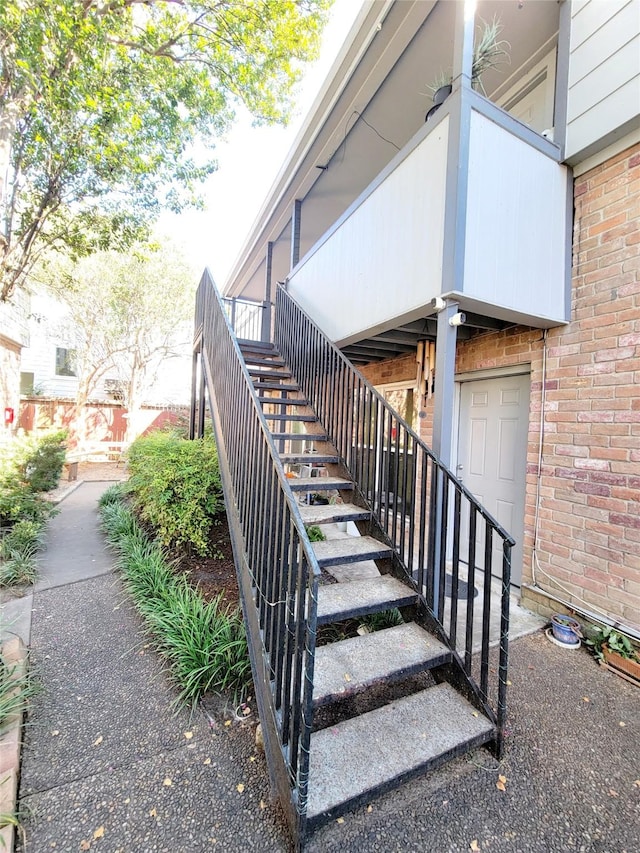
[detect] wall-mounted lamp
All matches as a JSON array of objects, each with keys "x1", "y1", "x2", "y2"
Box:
[{"x1": 449, "y1": 312, "x2": 466, "y2": 327}]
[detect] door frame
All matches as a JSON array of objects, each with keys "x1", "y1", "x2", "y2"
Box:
[{"x1": 453, "y1": 365, "x2": 532, "y2": 587}]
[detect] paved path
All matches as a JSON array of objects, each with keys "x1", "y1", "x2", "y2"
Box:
[{"x1": 14, "y1": 483, "x2": 640, "y2": 852}]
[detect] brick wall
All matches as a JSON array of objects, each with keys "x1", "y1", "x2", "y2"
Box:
[
  {"x1": 531, "y1": 142, "x2": 640, "y2": 629},
  {"x1": 356, "y1": 142, "x2": 640, "y2": 629}
]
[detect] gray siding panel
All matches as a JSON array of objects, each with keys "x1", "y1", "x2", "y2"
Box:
[{"x1": 565, "y1": 0, "x2": 640, "y2": 163}]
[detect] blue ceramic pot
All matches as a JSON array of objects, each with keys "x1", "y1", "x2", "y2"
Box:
[{"x1": 551, "y1": 614, "x2": 581, "y2": 644}]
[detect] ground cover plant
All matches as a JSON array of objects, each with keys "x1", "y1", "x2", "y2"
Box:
[
  {"x1": 99, "y1": 463, "x2": 251, "y2": 706},
  {"x1": 0, "y1": 647, "x2": 37, "y2": 844},
  {"x1": 0, "y1": 431, "x2": 65, "y2": 587}
]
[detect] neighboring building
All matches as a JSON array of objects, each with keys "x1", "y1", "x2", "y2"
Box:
[
  {"x1": 0, "y1": 286, "x2": 30, "y2": 439},
  {"x1": 222, "y1": 0, "x2": 640, "y2": 634},
  {"x1": 20, "y1": 291, "x2": 192, "y2": 407}
]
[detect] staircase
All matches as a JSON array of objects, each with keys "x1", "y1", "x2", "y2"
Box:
[
  {"x1": 190, "y1": 272, "x2": 513, "y2": 849},
  {"x1": 242, "y1": 337, "x2": 497, "y2": 824}
]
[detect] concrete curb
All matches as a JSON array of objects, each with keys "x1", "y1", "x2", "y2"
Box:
[
  {"x1": 47, "y1": 478, "x2": 84, "y2": 505},
  {"x1": 0, "y1": 635, "x2": 28, "y2": 851}
]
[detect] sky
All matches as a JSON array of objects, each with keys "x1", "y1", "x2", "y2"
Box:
[{"x1": 158, "y1": 0, "x2": 362, "y2": 289}]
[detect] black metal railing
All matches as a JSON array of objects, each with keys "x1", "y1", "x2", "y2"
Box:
[
  {"x1": 221, "y1": 295, "x2": 271, "y2": 342},
  {"x1": 275, "y1": 284, "x2": 513, "y2": 755},
  {"x1": 192, "y1": 272, "x2": 319, "y2": 837}
]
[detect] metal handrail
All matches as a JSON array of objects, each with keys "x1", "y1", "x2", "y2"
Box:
[
  {"x1": 275, "y1": 284, "x2": 513, "y2": 756},
  {"x1": 193, "y1": 271, "x2": 319, "y2": 836},
  {"x1": 221, "y1": 295, "x2": 271, "y2": 342}
]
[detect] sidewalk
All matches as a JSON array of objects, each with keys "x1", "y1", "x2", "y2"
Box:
[{"x1": 11, "y1": 483, "x2": 640, "y2": 852}]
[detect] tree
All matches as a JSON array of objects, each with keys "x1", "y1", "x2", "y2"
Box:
[
  {"x1": 51, "y1": 242, "x2": 196, "y2": 443},
  {"x1": 0, "y1": 0, "x2": 330, "y2": 301}
]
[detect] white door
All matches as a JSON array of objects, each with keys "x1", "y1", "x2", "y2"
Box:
[{"x1": 457, "y1": 373, "x2": 530, "y2": 586}]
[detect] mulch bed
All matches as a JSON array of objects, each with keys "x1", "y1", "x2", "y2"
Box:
[{"x1": 178, "y1": 514, "x2": 240, "y2": 609}]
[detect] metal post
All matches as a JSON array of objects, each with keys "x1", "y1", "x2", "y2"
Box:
[
  {"x1": 189, "y1": 349, "x2": 199, "y2": 439},
  {"x1": 431, "y1": 301, "x2": 459, "y2": 612},
  {"x1": 452, "y1": 0, "x2": 475, "y2": 91},
  {"x1": 432, "y1": 301, "x2": 459, "y2": 466},
  {"x1": 197, "y1": 354, "x2": 206, "y2": 438},
  {"x1": 290, "y1": 199, "x2": 302, "y2": 270},
  {"x1": 262, "y1": 241, "x2": 273, "y2": 343}
]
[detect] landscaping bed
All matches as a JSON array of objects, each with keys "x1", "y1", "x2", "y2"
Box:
[{"x1": 179, "y1": 514, "x2": 239, "y2": 609}]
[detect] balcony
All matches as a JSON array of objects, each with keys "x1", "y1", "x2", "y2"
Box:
[{"x1": 287, "y1": 86, "x2": 571, "y2": 352}]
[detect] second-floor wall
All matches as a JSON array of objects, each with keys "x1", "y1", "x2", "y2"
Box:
[
  {"x1": 564, "y1": 0, "x2": 640, "y2": 164},
  {"x1": 224, "y1": 0, "x2": 639, "y2": 349}
]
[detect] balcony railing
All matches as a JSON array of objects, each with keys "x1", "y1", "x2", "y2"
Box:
[
  {"x1": 221, "y1": 296, "x2": 270, "y2": 342},
  {"x1": 287, "y1": 86, "x2": 570, "y2": 346}
]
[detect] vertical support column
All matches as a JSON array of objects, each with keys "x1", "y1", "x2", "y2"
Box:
[
  {"x1": 262, "y1": 240, "x2": 273, "y2": 343},
  {"x1": 290, "y1": 199, "x2": 302, "y2": 270},
  {"x1": 189, "y1": 349, "x2": 199, "y2": 440},
  {"x1": 197, "y1": 354, "x2": 206, "y2": 438},
  {"x1": 452, "y1": 0, "x2": 475, "y2": 90},
  {"x1": 432, "y1": 301, "x2": 459, "y2": 466},
  {"x1": 431, "y1": 300, "x2": 460, "y2": 613}
]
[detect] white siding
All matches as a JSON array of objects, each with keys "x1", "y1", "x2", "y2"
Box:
[
  {"x1": 464, "y1": 110, "x2": 570, "y2": 324},
  {"x1": 0, "y1": 288, "x2": 30, "y2": 347},
  {"x1": 288, "y1": 118, "x2": 449, "y2": 345},
  {"x1": 565, "y1": 0, "x2": 640, "y2": 163}
]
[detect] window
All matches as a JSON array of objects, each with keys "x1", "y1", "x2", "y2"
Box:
[
  {"x1": 20, "y1": 372, "x2": 35, "y2": 395},
  {"x1": 55, "y1": 347, "x2": 77, "y2": 377}
]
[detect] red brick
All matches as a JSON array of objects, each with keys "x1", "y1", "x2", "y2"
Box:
[{"x1": 610, "y1": 513, "x2": 640, "y2": 529}]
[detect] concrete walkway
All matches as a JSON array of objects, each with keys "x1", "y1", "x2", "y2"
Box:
[{"x1": 10, "y1": 483, "x2": 640, "y2": 852}]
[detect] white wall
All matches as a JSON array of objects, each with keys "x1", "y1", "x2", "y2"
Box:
[
  {"x1": 565, "y1": 0, "x2": 640, "y2": 164},
  {"x1": 464, "y1": 110, "x2": 570, "y2": 324},
  {"x1": 288, "y1": 117, "x2": 449, "y2": 345}
]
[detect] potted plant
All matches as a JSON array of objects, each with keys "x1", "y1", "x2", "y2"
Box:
[
  {"x1": 425, "y1": 16, "x2": 510, "y2": 121},
  {"x1": 586, "y1": 626, "x2": 640, "y2": 685}
]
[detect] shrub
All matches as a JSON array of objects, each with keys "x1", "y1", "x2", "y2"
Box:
[
  {"x1": 100, "y1": 495, "x2": 250, "y2": 705},
  {"x1": 21, "y1": 430, "x2": 67, "y2": 492},
  {"x1": 0, "y1": 484, "x2": 55, "y2": 527},
  {"x1": 0, "y1": 431, "x2": 64, "y2": 586},
  {"x1": 0, "y1": 430, "x2": 67, "y2": 495},
  {"x1": 127, "y1": 431, "x2": 223, "y2": 557}
]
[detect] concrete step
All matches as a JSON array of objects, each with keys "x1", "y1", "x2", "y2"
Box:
[
  {"x1": 260, "y1": 397, "x2": 308, "y2": 406},
  {"x1": 248, "y1": 368, "x2": 292, "y2": 379},
  {"x1": 313, "y1": 535, "x2": 392, "y2": 568},
  {"x1": 306, "y1": 683, "x2": 494, "y2": 824},
  {"x1": 281, "y1": 453, "x2": 340, "y2": 465},
  {"x1": 244, "y1": 355, "x2": 286, "y2": 367},
  {"x1": 289, "y1": 477, "x2": 353, "y2": 492},
  {"x1": 317, "y1": 576, "x2": 418, "y2": 625},
  {"x1": 254, "y1": 381, "x2": 301, "y2": 392},
  {"x1": 263, "y1": 412, "x2": 317, "y2": 422},
  {"x1": 299, "y1": 503, "x2": 370, "y2": 525},
  {"x1": 239, "y1": 341, "x2": 278, "y2": 355},
  {"x1": 312, "y1": 622, "x2": 453, "y2": 708},
  {"x1": 269, "y1": 433, "x2": 329, "y2": 443}
]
